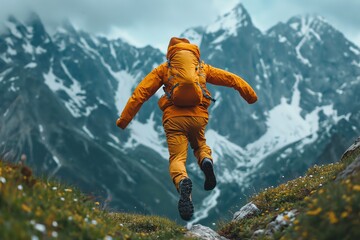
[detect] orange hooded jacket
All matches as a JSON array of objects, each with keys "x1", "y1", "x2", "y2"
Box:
[{"x1": 116, "y1": 37, "x2": 257, "y2": 129}]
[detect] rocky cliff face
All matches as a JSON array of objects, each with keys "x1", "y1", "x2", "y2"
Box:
[{"x1": 0, "y1": 4, "x2": 359, "y2": 225}]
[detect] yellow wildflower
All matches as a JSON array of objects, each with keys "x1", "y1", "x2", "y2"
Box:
[
  {"x1": 328, "y1": 211, "x2": 338, "y2": 224},
  {"x1": 74, "y1": 214, "x2": 83, "y2": 223},
  {"x1": 35, "y1": 208, "x2": 42, "y2": 217},
  {"x1": 64, "y1": 188, "x2": 73, "y2": 192},
  {"x1": 95, "y1": 202, "x2": 100, "y2": 206},
  {"x1": 306, "y1": 207, "x2": 322, "y2": 216},
  {"x1": 341, "y1": 211, "x2": 349, "y2": 218},
  {"x1": 353, "y1": 185, "x2": 360, "y2": 191},
  {"x1": 21, "y1": 204, "x2": 31, "y2": 213},
  {"x1": 342, "y1": 195, "x2": 351, "y2": 202}
]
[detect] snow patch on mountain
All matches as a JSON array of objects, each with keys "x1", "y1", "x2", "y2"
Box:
[
  {"x1": 245, "y1": 74, "x2": 316, "y2": 166},
  {"x1": 209, "y1": 91, "x2": 222, "y2": 114},
  {"x1": 0, "y1": 51, "x2": 12, "y2": 63},
  {"x1": 5, "y1": 21, "x2": 22, "y2": 38},
  {"x1": 7, "y1": 46, "x2": 16, "y2": 56},
  {"x1": 22, "y1": 41, "x2": 34, "y2": 55},
  {"x1": 49, "y1": 155, "x2": 62, "y2": 178},
  {"x1": 188, "y1": 187, "x2": 221, "y2": 227},
  {"x1": 83, "y1": 105, "x2": 98, "y2": 117},
  {"x1": 114, "y1": 70, "x2": 138, "y2": 115},
  {"x1": 43, "y1": 66, "x2": 87, "y2": 118},
  {"x1": 25, "y1": 62, "x2": 37, "y2": 69},
  {"x1": 82, "y1": 125, "x2": 95, "y2": 139},
  {"x1": 206, "y1": 129, "x2": 246, "y2": 164},
  {"x1": 278, "y1": 35, "x2": 287, "y2": 43},
  {"x1": 0, "y1": 68, "x2": 12, "y2": 82},
  {"x1": 243, "y1": 74, "x2": 352, "y2": 173},
  {"x1": 124, "y1": 112, "x2": 168, "y2": 159},
  {"x1": 295, "y1": 34, "x2": 312, "y2": 67},
  {"x1": 352, "y1": 61, "x2": 360, "y2": 68},
  {"x1": 181, "y1": 28, "x2": 203, "y2": 47},
  {"x1": 108, "y1": 133, "x2": 120, "y2": 144},
  {"x1": 207, "y1": 4, "x2": 250, "y2": 44},
  {"x1": 290, "y1": 16, "x2": 325, "y2": 67},
  {"x1": 35, "y1": 46, "x2": 47, "y2": 55},
  {"x1": 349, "y1": 46, "x2": 360, "y2": 55}
]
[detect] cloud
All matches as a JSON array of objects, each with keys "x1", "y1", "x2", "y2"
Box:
[
  {"x1": 0, "y1": 0, "x2": 359, "y2": 50},
  {"x1": 0, "y1": 0, "x2": 240, "y2": 51},
  {"x1": 240, "y1": 0, "x2": 360, "y2": 46}
]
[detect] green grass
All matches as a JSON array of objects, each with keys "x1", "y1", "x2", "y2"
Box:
[
  {"x1": 1, "y1": 144, "x2": 359, "y2": 240},
  {"x1": 0, "y1": 160, "x2": 191, "y2": 240},
  {"x1": 218, "y1": 146, "x2": 360, "y2": 240}
]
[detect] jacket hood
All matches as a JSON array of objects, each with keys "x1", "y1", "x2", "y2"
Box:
[
  {"x1": 167, "y1": 37, "x2": 190, "y2": 51},
  {"x1": 166, "y1": 37, "x2": 200, "y2": 60}
]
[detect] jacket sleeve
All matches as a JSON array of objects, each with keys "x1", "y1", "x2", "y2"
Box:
[
  {"x1": 204, "y1": 64, "x2": 258, "y2": 104},
  {"x1": 116, "y1": 65, "x2": 164, "y2": 129}
]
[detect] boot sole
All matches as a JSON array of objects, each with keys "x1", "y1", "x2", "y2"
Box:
[
  {"x1": 178, "y1": 178, "x2": 194, "y2": 221},
  {"x1": 202, "y1": 160, "x2": 217, "y2": 191}
]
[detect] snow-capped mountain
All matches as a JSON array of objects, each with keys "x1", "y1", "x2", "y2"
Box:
[{"x1": 1, "y1": 3, "x2": 359, "y2": 226}]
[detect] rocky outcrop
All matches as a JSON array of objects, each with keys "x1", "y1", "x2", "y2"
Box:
[
  {"x1": 336, "y1": 156, "x2": 360, "y2": 181},
  {"x1": 232, "y1": 202, "x2": 260, "y2": 222},
  {"x1": 252, "y1": 210, "x2": 298, "y2": 239},
  {"x1": 340, "y1": 137, "x2": 360, "y2": 161},
  {"x1": 185, "y1": 224, "x2": 229, "y2": 240},
  {"x1": 336, "y1": 137, "x2": 360, "y2": 181}
]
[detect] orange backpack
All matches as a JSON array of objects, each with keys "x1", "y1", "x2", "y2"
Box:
[{"x1": 164, "y1": 48, "x2": 215, "y2": 107}]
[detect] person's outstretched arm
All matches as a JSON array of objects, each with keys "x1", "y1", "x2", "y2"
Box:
[
  {"x1": 204, "y1": 64, "x2": 258, "y2": 104},
  {"x1": 116, "y1": 65, "x2": 164, "y2": 129}
]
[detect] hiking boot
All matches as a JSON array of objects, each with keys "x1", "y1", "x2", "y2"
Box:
[
  {"x1": 201, "y1": 158, "x2": 217, "y2": 191},
  {"x1": 178, "y1": 178, "x2": 194, "y2": 221}
]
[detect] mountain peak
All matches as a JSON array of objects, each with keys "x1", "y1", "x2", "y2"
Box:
[
  {"x1": 56, "y1": 20, "x2": 78, "y2": 36},
  {"x1": 206, "y1": 3, "x2": 253, "y2": 36},
  {"x1": 286, "y1": 14, "x2": 331, "y2": 35},
  {"x1": 180, "y1": 26, "x2": 205, "y2": 47}
]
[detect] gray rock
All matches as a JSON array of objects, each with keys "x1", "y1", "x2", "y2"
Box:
[
  {"x1": 252, "y1": 229, "x2": 266, "y2": 238},
  {"x1": 251, "y1": 209, "x2": 298, "y2": 239},
  {"x1": 185, "y1": 224, "x2": 229, "y2": 240},
  {"x1": 336, "y1": 156, "x2": 360, "y2": 181},
  {"x1": 232, "y1": 202, "x2": 260, "y2": 221},
  {"x1": 340, "y1": 137, "x2": 360, "y2": 161}
]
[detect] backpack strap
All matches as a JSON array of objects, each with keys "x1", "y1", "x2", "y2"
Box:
[
  {"x1": 163, "y1": 60, "x2": 172, "y2": 98},
  {"x1": 198, "y1": 83, "x2": 216, "y2": 102},
  {"x1": 163, "y1": 86, "x2": 171, "y2": 99},
  {"x1": 197, "y1": 61, "x2": 216, "y2": 102}
]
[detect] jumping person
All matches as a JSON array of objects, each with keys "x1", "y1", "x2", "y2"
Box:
[{"x1": 116, "y1": 37, "x2": 257, "y2": 221}]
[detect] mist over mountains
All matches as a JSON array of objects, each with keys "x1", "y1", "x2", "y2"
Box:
[{"x1": 0, "y1": 3, "x2": 359, "y2": 225}]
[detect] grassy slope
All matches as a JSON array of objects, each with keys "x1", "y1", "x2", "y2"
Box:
[
  {"x1": 218, "y1": 145, "x2": 360, "y2": 240},
  {"x1": 0, "y1": 160, "x2": 193, "y2": 240},
  {"x1": 1, "y1": 142, "x2": 359, "y2": 240}
]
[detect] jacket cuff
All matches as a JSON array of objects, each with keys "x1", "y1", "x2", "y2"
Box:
[
  {"x1": 116, "y1": 118, "x2": 129, "y2": 129},
  {"x1": 247, "y1": 95, "x2": 258, "y2": 104}
]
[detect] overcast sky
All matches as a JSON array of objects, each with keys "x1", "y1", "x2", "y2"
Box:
[{"x1": 1, "y1": 0, "x2": 359, "y2": 52}]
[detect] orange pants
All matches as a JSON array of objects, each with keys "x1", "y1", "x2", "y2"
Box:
[{"x1": 163, "y1": 116, "x2": 213, "y2": 190}]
